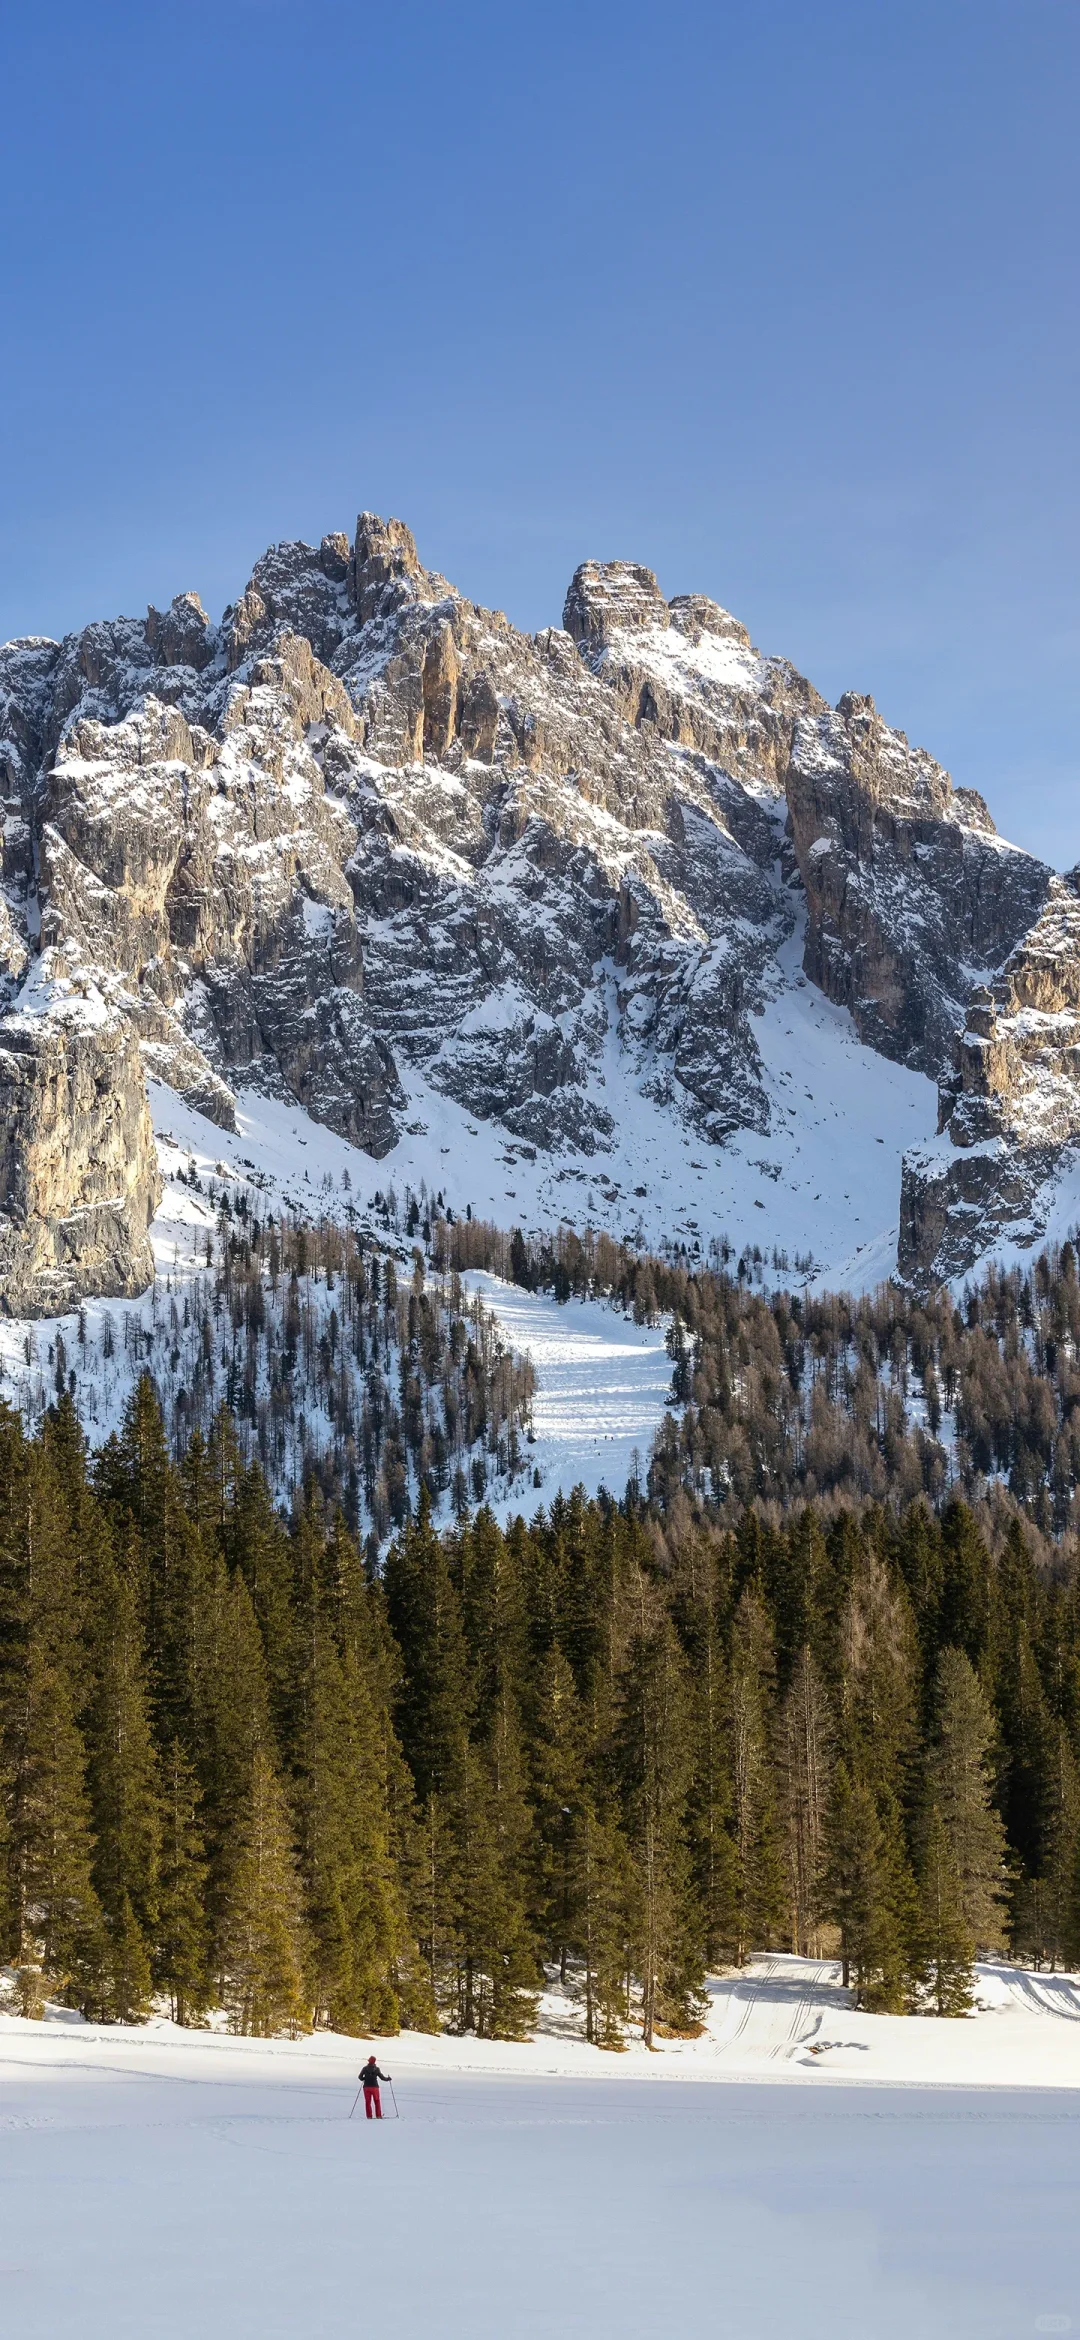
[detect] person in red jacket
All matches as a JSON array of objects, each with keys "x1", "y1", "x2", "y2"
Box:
[{"x1": 359, "y1": 2055, "x2": 391, "y2": 2118}]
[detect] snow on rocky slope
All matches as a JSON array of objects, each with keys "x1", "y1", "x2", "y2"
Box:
[
  {"x1": 0, "y1": 508, "x2": 1074, "y2": 1331},
  {"x1": 0, "y1": 1082, "x2": 680, "y2": 1523}
]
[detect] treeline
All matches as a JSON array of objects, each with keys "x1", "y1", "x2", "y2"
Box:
[
  {"x1": 652, "y1": 1241, "x2": 1080, "y2": 1533},
  {"x1": 446, "y1": 1217, "x2": 1080, "y2": 1535},
  {"x1": 5, "y1": 1210, "x2": 535, "y2": 1536},
  {"x1": 3, "y1": 1380, "x2": 1076, "y2": 2037}
]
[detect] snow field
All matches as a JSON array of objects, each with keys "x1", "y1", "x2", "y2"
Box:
[
  {"x1": 460, "y1": 1271, "x2": 673, "y2": 1515},
  {"x1": 2, "y1": 1974, "x2": 1080, "y2": 2340}
]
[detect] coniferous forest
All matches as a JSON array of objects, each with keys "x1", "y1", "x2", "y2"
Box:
[{"x1": 6, "y1": 1289, "x2": 1080, "y2": 2037}]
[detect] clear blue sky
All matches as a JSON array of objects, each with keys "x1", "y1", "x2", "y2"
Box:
[{"x1": 1, "y1": 0, "x2": 1076, "y2": 862}]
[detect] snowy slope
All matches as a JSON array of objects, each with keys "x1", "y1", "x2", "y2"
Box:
[
  {"x1": 368, "y1": 931, "x2": 937, "y2": 1286},
  {"x1": 2, "y1": 1965, "x2": 1080, "y2": 2339},
  {"x1": 0, "y1": 1095, "x2": 678, "y2": 1520},
  {"x1": 461, "y1": 1273, "x2": 673, "y2": 1516},
  {"x1": 127, "y1": 905, "x2": 931, "y2": 1293}
]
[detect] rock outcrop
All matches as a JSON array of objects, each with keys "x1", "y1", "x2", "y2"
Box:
[
  {"x1": 0, "y1": 968, "x2": 159, "y2": 1314},
  {"x1": 897, "y1": 878, "x2": 1080, "y2": 1284},
  {"x1": 0, "y1": 509, "x2": 1073, "y2": 1308}
]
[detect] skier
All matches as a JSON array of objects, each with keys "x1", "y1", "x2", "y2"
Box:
[{"x1": 359, "y1": 2054, "x2": 392, "y2": 2119}]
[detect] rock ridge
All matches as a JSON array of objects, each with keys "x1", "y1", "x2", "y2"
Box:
[{"x1": 0, "y1": 512, "x2": 1071, "y2": 1307}]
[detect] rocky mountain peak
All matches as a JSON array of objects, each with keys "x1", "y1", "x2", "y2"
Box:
[
  {"x1": 563, "y1": 560, "x2": 669, "y2": 651},
  {"x1": 351, "y1": 512, "x2": 428, "y2": 622},
  {"x1": 145, "y1": 591, "x2": 215, "y2": 672},
  {"x1": 0, "y1": 504, "x2": 1074, "y2": 1310}
]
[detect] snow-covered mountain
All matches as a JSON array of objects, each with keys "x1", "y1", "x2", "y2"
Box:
[{"x1": 0, "y1": 509, "x2": 1075, "y2": 1312}]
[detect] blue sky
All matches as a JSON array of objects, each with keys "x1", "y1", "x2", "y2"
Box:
[{"x1": 1, "y1": 0, "x2": 1076, "y2": 862}]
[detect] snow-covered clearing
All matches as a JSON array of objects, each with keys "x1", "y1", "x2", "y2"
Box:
[
  {"x1": 461, "y1": 1272, "x2": 672, "y2": 1515},
  {"x1": 3, "y1": 1958, "x2": 1080, "y2": 2338}
]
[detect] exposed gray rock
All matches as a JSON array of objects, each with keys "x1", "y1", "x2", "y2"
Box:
[
  {"x1": 0, "y1": 514, "x2": 1075, "y2": 1308},
  {"x1": 785, "y1": 691, "x2": 1053, "y2": 1079},
  {"x1": 0, "y1": 969, "x2": 159, "y2": 1315}
]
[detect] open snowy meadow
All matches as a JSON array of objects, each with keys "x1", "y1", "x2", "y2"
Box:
[{"x1": 2, "y1": 1958, "x2": 1080, "y2": 2339}]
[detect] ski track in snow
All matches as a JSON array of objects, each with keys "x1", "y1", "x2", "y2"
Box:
[
  {"x1": 460, "y1": 1273, "x2": 672, "y2": 1516},
  {"x1": 3, "y1": 1956, "x2": 1080, "y2": 2337}
]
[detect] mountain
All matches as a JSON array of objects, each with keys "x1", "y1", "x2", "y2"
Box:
[{"x1": 0, "y1": 509, "x2": 1074, "y2": 1315}]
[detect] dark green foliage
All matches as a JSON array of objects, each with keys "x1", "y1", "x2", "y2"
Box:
[{"x1": 6, "y1": 1351, "x2": 1080, "y2": 2038}]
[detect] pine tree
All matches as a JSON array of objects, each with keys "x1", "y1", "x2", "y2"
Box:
[
  {"x1": 823, "y1": 1763, "x2": 916, "y2": 2011},
  {"x1": 918, "y1": 1801, "x2": 974, "y2": 2015},
  {"x1": 616, "y1": 1602, "x2": 705, "y2": 2044},
  {"x1": 729, "y1": 1586, "x2": 787, "y2": 1960},
  {"x1": 383, "y1": 1490, "x2": 470, "y2": 1807},
  {"x1": 290, "y1": 1554, "x2": 414, "y2": 2035},
  {"x1": 525, "y1": 1647, "x2": 584, "y2": 1978},
  {"x1": 12, "y1": 1641, "x2": 105, "y2": 1996},
  {"x1": 927, "y1": 1647, "x2": 1006, "y2": 1952},
  {"x1": 673, "y1": 1529, "x2": 739, "y2": 1968},
  {"x1": 778, "y1": 1645, "x2": 832, "y2": 1955},
  {"x1": 585, "y1": 1810, "x2": 639, "y2": 2046},
  {"x1": 217, "y1": 1746, "x2": 309, "y2": 2036},
  {"x1": 156, "y1": 1741, "x2": 209, "y2": 2023},
  {"x1": 189, "y1": 1559, "x2": 275, "y2": 1946},
  {"x1": 838, "y1": 1549, "x2": 917, "y2": 1803},
  {"x1": 84, "y1": 1540, "x2": 161, "y2": 2018},
  {"x1": 0, "y1": 1442, "x2": 104, "y2": 2002}
]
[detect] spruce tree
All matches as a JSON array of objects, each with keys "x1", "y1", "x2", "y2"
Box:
[
  {"x1": 778, "y1": 1645, "x2": 832, "y2": 1956},
  {"x1": 823, "y1": 1763, "x2": 916, "y2": 2011},
  {"x1": 729, "y1": 1586, "x2": 787, "y2": 1961},
  {"x1": 0, "y1": 1442, "x2": 104, "y2": 2002},
  {"x1": 927, "y1": 1647, "x2": 1006, "y2": 1952},
  {"x1": 919, "y1": 1802, "x2": 974, "y2": 2015},
  {"x1": 12, "y1": 1641, "x2": 104, "y2": 1997},
  {"x1": 217, "y1": 1746, "x2": 309, "y2": 2036},
  {"x1": 615, "y1": 1603, "x2": 705, "y2": 2043},
  {"x1": 84, "y1": 1540, "x2": 161, "y2": 2018},
  {"x1": 156, "y1": 1740, "x2": 209, "y2": 2023}
]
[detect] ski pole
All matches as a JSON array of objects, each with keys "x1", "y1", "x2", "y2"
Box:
[
  {"x1": 348, "y1": 2084, "x2": 363, "y2": 2120},
  {"x1": 388, "y1": 2079, "x2": 400, "y2": 2120}
]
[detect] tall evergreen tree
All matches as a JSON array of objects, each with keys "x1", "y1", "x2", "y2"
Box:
[
  {"x1": 729, "y1": 1586, "x2": 786, "y2": 1960},
  {"x1": 616, "y1": 1601, "x2": 705, "y2": 2044},
  {"x1": 156, "y1": 1740, "x2": 209, "y2": 2023},
  {"x1": 778, "y1": 1645, "x2": 831, "y2": 1956},
  {"x1": 918, "y1": 1802, "x2": 974, "y2": 2016},
  {"x1": 926, "y1": 1647, "x2": 1006, "y2": 1952},
  {"x1": 823, "y1": 1763, "x2": 915, "y2": 2011},
  {"x1": 217, "y1": 1745, "x2": 309, "y2": 2036},
  {"x1": 84, "y1": 1541, "x2": 161, "y2": 2020}
]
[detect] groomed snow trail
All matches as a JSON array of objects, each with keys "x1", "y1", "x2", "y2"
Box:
[
  {"x1": 4, "y1": 1961, "x2": 1080, "y2": 2336},
  {"x1": 461, "y1": 1272, "x2": 673, "y2": 1517},
  {"x1": 0, "y1": 2015, "x2": 1078, "y2": 2340}
]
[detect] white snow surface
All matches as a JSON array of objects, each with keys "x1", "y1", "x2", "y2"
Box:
[
  {"x1": 3, "y1": 1956, "x2": 1080, "y2": 2337},
  {"x1": 460, "y1": 1273, "x2": 672, "y2": 1515},
  {"x1": 132, "y1": 908, "x2": 935, "y2": 1293}
]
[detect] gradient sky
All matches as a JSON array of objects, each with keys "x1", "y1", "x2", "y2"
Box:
[{"x1": 1, "y1": 0, "x2": 1076, "y2": 862}]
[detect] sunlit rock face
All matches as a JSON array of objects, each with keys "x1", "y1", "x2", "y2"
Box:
[{"x1": 0, "y1": 513, "x2": 1071, "y2": 1305}]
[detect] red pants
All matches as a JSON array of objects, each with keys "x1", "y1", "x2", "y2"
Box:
[{"x1": 364, "y1": 2086, "x2": 382, "y2": 2119}]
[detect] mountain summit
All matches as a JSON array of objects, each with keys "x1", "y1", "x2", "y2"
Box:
[{"x1": 0, "y1": 512, "x2": 1073, "y2": 1310}]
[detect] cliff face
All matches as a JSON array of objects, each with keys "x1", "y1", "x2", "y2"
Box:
[
  {"x1": 897, "y1": 879, "x2": 1080, "y2": 1284},
  {"x1": 0, "y1": 508, "x2": 1072, "y2": 1309}
]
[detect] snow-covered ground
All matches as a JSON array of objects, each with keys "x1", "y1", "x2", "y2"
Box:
[
  {"x1": 3, "y1": 1958, "x2": 1080, "y2": 2338},
  {"x1": 341, "y1": 924, "x2": 937, "y2": 1288},
  {"x1": 461, "y1": 1272, "x2": 672, "y2": 1515}
]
